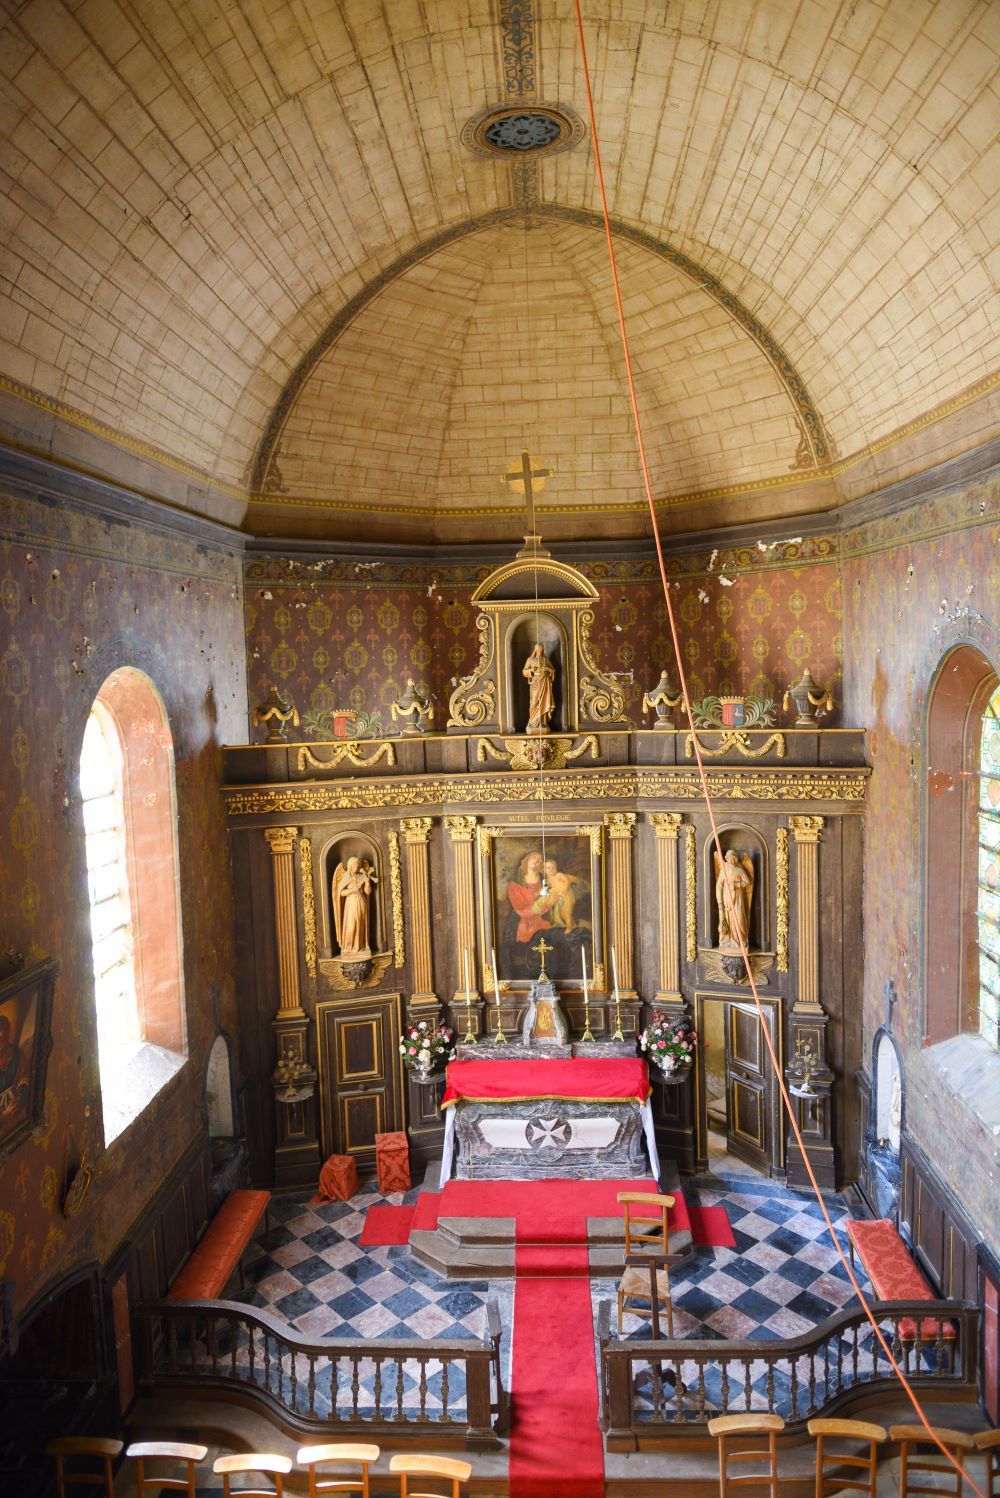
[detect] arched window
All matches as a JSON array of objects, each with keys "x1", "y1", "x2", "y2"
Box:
[
  {"x1": 924, "y1": 645, "x2": 999, "y2": 1047},
  {"x1": 80, "y1": 669, "x2": 186, "y2": 1144},
  {"x1": 979, "y1": 684, "x2": 1000, "y2": 1049}
]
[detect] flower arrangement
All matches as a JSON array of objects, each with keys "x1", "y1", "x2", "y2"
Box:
[
  {"x1": 638, "y1": 1011, "x2": 696, "y2": 1077},
  {"x1": 399, "y1": 1019, "x2": 455, "y2": 1075}
]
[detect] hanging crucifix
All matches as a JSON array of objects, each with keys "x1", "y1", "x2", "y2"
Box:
[{"x1": 503, "y1": 449, "x2": 553, "y2": 535}]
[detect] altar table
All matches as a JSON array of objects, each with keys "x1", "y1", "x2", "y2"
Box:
[{"x1": 438, "y1": 1057, "x2": 660, "y2": 1184}]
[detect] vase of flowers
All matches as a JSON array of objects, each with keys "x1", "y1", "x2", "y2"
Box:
[
  {"x1": 638, "y1": 1010, "x2": 696, "y2": 1082},
  {"x1": 400, "y1": 1020, "x2": 455, "y2": 1080}
]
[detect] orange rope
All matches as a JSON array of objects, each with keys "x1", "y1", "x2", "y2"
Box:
[{"x1": 571, "y1": 5, "x2": 983, "y2": 1490}]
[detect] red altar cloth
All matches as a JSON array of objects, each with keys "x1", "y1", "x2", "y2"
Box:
[{"x1": 440, "y1": 1057, "x2": 651, "y2": 1110}]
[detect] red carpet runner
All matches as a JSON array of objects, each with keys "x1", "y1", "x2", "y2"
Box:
[{"x1": 355, "y1": 1181, "x2": 734, "y2": 1493}]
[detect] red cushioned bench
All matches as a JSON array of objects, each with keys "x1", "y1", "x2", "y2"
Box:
[
  {"x1": 167, "y1": 1189, "x2": 271, "y2": 1300},
  {"x1": 846, "y1": 1218, "x2": 956, "y2": 1347}
]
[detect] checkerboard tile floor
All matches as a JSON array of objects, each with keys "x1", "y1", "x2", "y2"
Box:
[{"x1": 137, "y1": 1159, "x2": 874, "y2": 1487}]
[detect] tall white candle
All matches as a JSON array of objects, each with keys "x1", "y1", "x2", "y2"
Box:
[
  {"x1": 464, "y1": 948, "x2": 472, "y2": 1001},
  {"x1": 611, "y1": 945, "x2": 620, "y2": 999},
  {"x1": 492, "y1": 947, "x2": 501, "y2": 1006},
  {"x1": 581, "y1": 948, "x2": 588, "y2": 1001}
]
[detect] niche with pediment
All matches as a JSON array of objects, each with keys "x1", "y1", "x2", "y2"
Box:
[{"x1": 447, "y1": 537, "x2": 627, "y2": 735}]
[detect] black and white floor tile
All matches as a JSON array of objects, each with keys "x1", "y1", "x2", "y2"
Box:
[{"x1": 134, "y1": 1154, "x2": 877, "y2": 1489}]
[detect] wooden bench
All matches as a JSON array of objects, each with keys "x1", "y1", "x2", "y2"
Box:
[
  {"x1": 845, "y1": 1218, "x2": 956, "y2": 1348},
  {"x1": 167, "y1": 1189, "x2": 271, "y2": 1300}
]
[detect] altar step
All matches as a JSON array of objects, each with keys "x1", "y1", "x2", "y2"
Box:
[{"x1": 410, "y1": 1163, "x2": 694, "y2": 1280}]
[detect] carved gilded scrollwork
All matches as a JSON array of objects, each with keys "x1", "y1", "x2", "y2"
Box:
[
  {"x1": 298, "y1": 837, "x2": 317, "y2": 980},
  {"x1": 685, "y1": 824, "x2": 697, "y2": 963},
  {"x1": 476, "y1": 734, "x2": 599, "y2": 769},
  {"x1": 578, "y1": 609, "x2": 626, "y2": 722},
  {"x1": 577, "y1": 823, "x2": 603, "y2": 856},
  {"x1": 388, "y1": 829, "x2": 404, "y2": 968},
  {"x1": 684, "y1": 731, "x2": 786, "y2": 759},
  {"x1": 297, "y1": 741, "x2": 396, "y2": 772},
  {"x1": 448, "y1": 614, "x2": 496, "y2": 727},
  {"x1": 776, "y1": 827, "x2": 789, "y2": 973}
]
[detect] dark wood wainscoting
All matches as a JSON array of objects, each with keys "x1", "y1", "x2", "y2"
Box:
[
  {"x1": 899, "y1": 1133, "x2": 981, "y2": 1303},
  {"x1": 316, "y1": 995, "x2": 403, "y2": 1173}
]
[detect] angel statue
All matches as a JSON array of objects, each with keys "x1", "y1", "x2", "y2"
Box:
[
  {"x1": 714, "y1": 848, "x2": 754, "y2": 952},
  {"x1": 331, "y1": 856, "x2": 377, "y2": 959}
]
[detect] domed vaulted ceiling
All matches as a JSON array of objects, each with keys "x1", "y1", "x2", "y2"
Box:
[{"x1": 0, "y1": 0, "x2": 998, "y2": 540}]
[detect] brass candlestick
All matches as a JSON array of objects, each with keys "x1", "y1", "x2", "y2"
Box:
[
  {"x1": 581, "y1": 985, "x2": 595, "y2": 1043},
  {"x1": 494, "y1": 1003, "x2": 508, "y2": 1045},
  {"x1": 463, "y1": 989, "x2": 477, "y2": 1046},
  {"x1": 612, "y1": 993, "x2": 625, "y2": 1043}
]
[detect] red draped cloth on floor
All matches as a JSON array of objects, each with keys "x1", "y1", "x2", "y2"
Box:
[{"x1": 440, "y1": 1056, "x2": 650, "y2": 1109}]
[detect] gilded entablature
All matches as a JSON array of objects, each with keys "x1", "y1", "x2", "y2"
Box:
[{"x1": 222, "y1": 765, "x2": 870, "y2": 818}]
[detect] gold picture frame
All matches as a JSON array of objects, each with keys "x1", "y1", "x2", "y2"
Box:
[{"x1": 476, "y1": 823, "x2": 605, "y2": 989}]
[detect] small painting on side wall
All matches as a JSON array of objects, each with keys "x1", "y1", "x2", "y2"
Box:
[{"x1": 0, "y1": 958, "x2": 57, "y2": 1162}]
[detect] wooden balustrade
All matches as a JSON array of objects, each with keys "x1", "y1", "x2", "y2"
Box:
[
  {"x1": 598, "y1": 1299, "x2": 978, "y2": 1450},
  {"x1": 139, "y1": 1299, "x2": 505, "y2": 1451}
]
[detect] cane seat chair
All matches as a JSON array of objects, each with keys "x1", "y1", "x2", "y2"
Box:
[
  {"x1": 974, "y1": 1429, "x2": 1000, "y2": 1498},
  {"x1": 212, "y1": 1452, "x2": 293, "y2": 1497},
  {"x1": 807, "y1": 1418, "x2": 886, "y2": 1497},
  {"x1": 388, "y1": 1453, "x2": 472, "y2": 1497},
  {"x1": 47, "y1": 1436, "x2": 123, "y2": 1498},
  {"x1": 889, "y1": 1424, "x2": 976, "y2": 1498},
  {"x1": 616, "y1": 1191, "x2": 675, "y2": 1334},
  {"x1": 296, "y1": 1442, "x2": 380, "y2": 1496},
  {"x1": 708, "y1": 1413, "x2": 785, "y2": 1498},
  {"x1": 126, "y1": 1441, "x2": 207, "y2": 1496}
]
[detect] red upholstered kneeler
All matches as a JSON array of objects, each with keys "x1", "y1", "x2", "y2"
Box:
[
  {"x1": 375, "y1": 1131, "x2": 410, "y2": 1193},
  {"x1": 313, "y1": 1154, "x2": 359, "y2": 1204}
]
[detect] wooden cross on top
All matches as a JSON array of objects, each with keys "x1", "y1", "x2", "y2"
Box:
[
  {"x1": 503, "y1": 449, "x2": 553, "y2": 533},
  {"x1": 532, "y1": 935, "x2": 554, "y2": 978}
]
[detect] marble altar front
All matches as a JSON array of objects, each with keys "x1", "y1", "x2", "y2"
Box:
[{"x1": 438, "y1": 1054, "x2": 660, "y2": 1184}]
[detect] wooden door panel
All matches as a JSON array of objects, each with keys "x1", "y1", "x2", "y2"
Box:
[
  {"x1": 725, "y1": 1001, "x2": 775, "y2": 1172},
  {"x1": 317, "y1": 995, "x2": 402, "y2": 1167}
]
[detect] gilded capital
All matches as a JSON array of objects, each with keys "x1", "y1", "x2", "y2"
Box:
[
  {"x1": 604, "y1": 811, "x2": 637, "y2": 840},
  {"x1": 445, "y1": 815, "x2": 478, "y2": 842},
  {"x1": 650, "y1": 812, "x2": 682, "y2": 839},
  {"x1": 401, "y1": 815, "x2": 433, "y2": 844},
  {"x1": 264, "y1": 825, "x2": 298, "y2": 856},
  {"x1": 790, "y1": 815, "x2": 825, "y2": 843}
]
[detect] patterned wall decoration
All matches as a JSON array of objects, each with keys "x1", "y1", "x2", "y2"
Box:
[
  {"x1": 244, "y1": 540, "x2": 843, "y2": 738},
  {"x1": 0, "y1": 488, "x2": 247, "y2": 1315},
  {"x1": 841, "y1": 473, "x2": 1000, "y2": 1244}
]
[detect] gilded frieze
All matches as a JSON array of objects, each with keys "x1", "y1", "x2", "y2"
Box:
[{"x1": 224, "y1": 767, "x2": 870, "y2": 817}]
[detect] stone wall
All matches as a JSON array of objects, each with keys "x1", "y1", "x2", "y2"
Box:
[
  {"x1": 0, "y1": 475, "x2": 247, "y2": 1315},
  {"x1": 841, "y1": 471, "x2": 1000, "y2": 1245}
]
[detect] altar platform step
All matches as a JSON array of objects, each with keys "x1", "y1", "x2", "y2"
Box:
[{"x1": 410, "y1": 1162, "x2": 694, "y2": 1280}]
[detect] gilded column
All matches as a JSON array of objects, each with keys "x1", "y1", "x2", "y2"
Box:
[
  {"x1": 264, "y1": 825, "x2": 304, "y2": 1017},
  {"x1": 605, "y1": 812, "x2": 637, "y2": 992},
  {"x1": 446, "y1": 815, "x2": 479, "y2": 1002},
  {"x1": 401, "y1": 816, "x2": 436, "y2": 1005},
  {"x1": 650, "y1": 813, "x2": 682, "y2": 1002},
  {"x1": 790, "y1": 815, "x2": 824, "y2": 1012}
]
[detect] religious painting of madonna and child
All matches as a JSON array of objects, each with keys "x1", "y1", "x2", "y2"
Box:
[
  {"x1": 0, "y1": 957, "x2": 56, "y2": 1163},
  {"x1": 491, "y1": 832, "x2": 595, "y2": 983}
]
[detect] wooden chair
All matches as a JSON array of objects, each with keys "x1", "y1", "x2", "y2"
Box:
[
  {"x1": 212, "y1": 1452, "x2": 293, "y2": 1496},
  {"x1": 125, "y1": 1440, "x2": 208, "y2": 1497},
  {"x1": 707, "y1": 1413, "x2": 785, "y2": 1498},
  {"x1": 616, "y1": 1190, "x2": 675, "y2": 1335},
  {"x1": 388, "y1": 1452, "x2": 472, "y2": 1497},
  {"x1": 889, "y1": 1424, "x2": 976, "y2": 1498},
  {"x1": 807, "y1": 1418, "x2": 886, "y2": 1497},
  {"x1": 296, "y1": 1442, "x2": 380, "y2": 1496},
  {"x1": 47, "y1": 1437, "x2": 123, "y2": 1497},
  {"x1": 973, "y1": 1429, "x2": 1000, "y2": 1498}
]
